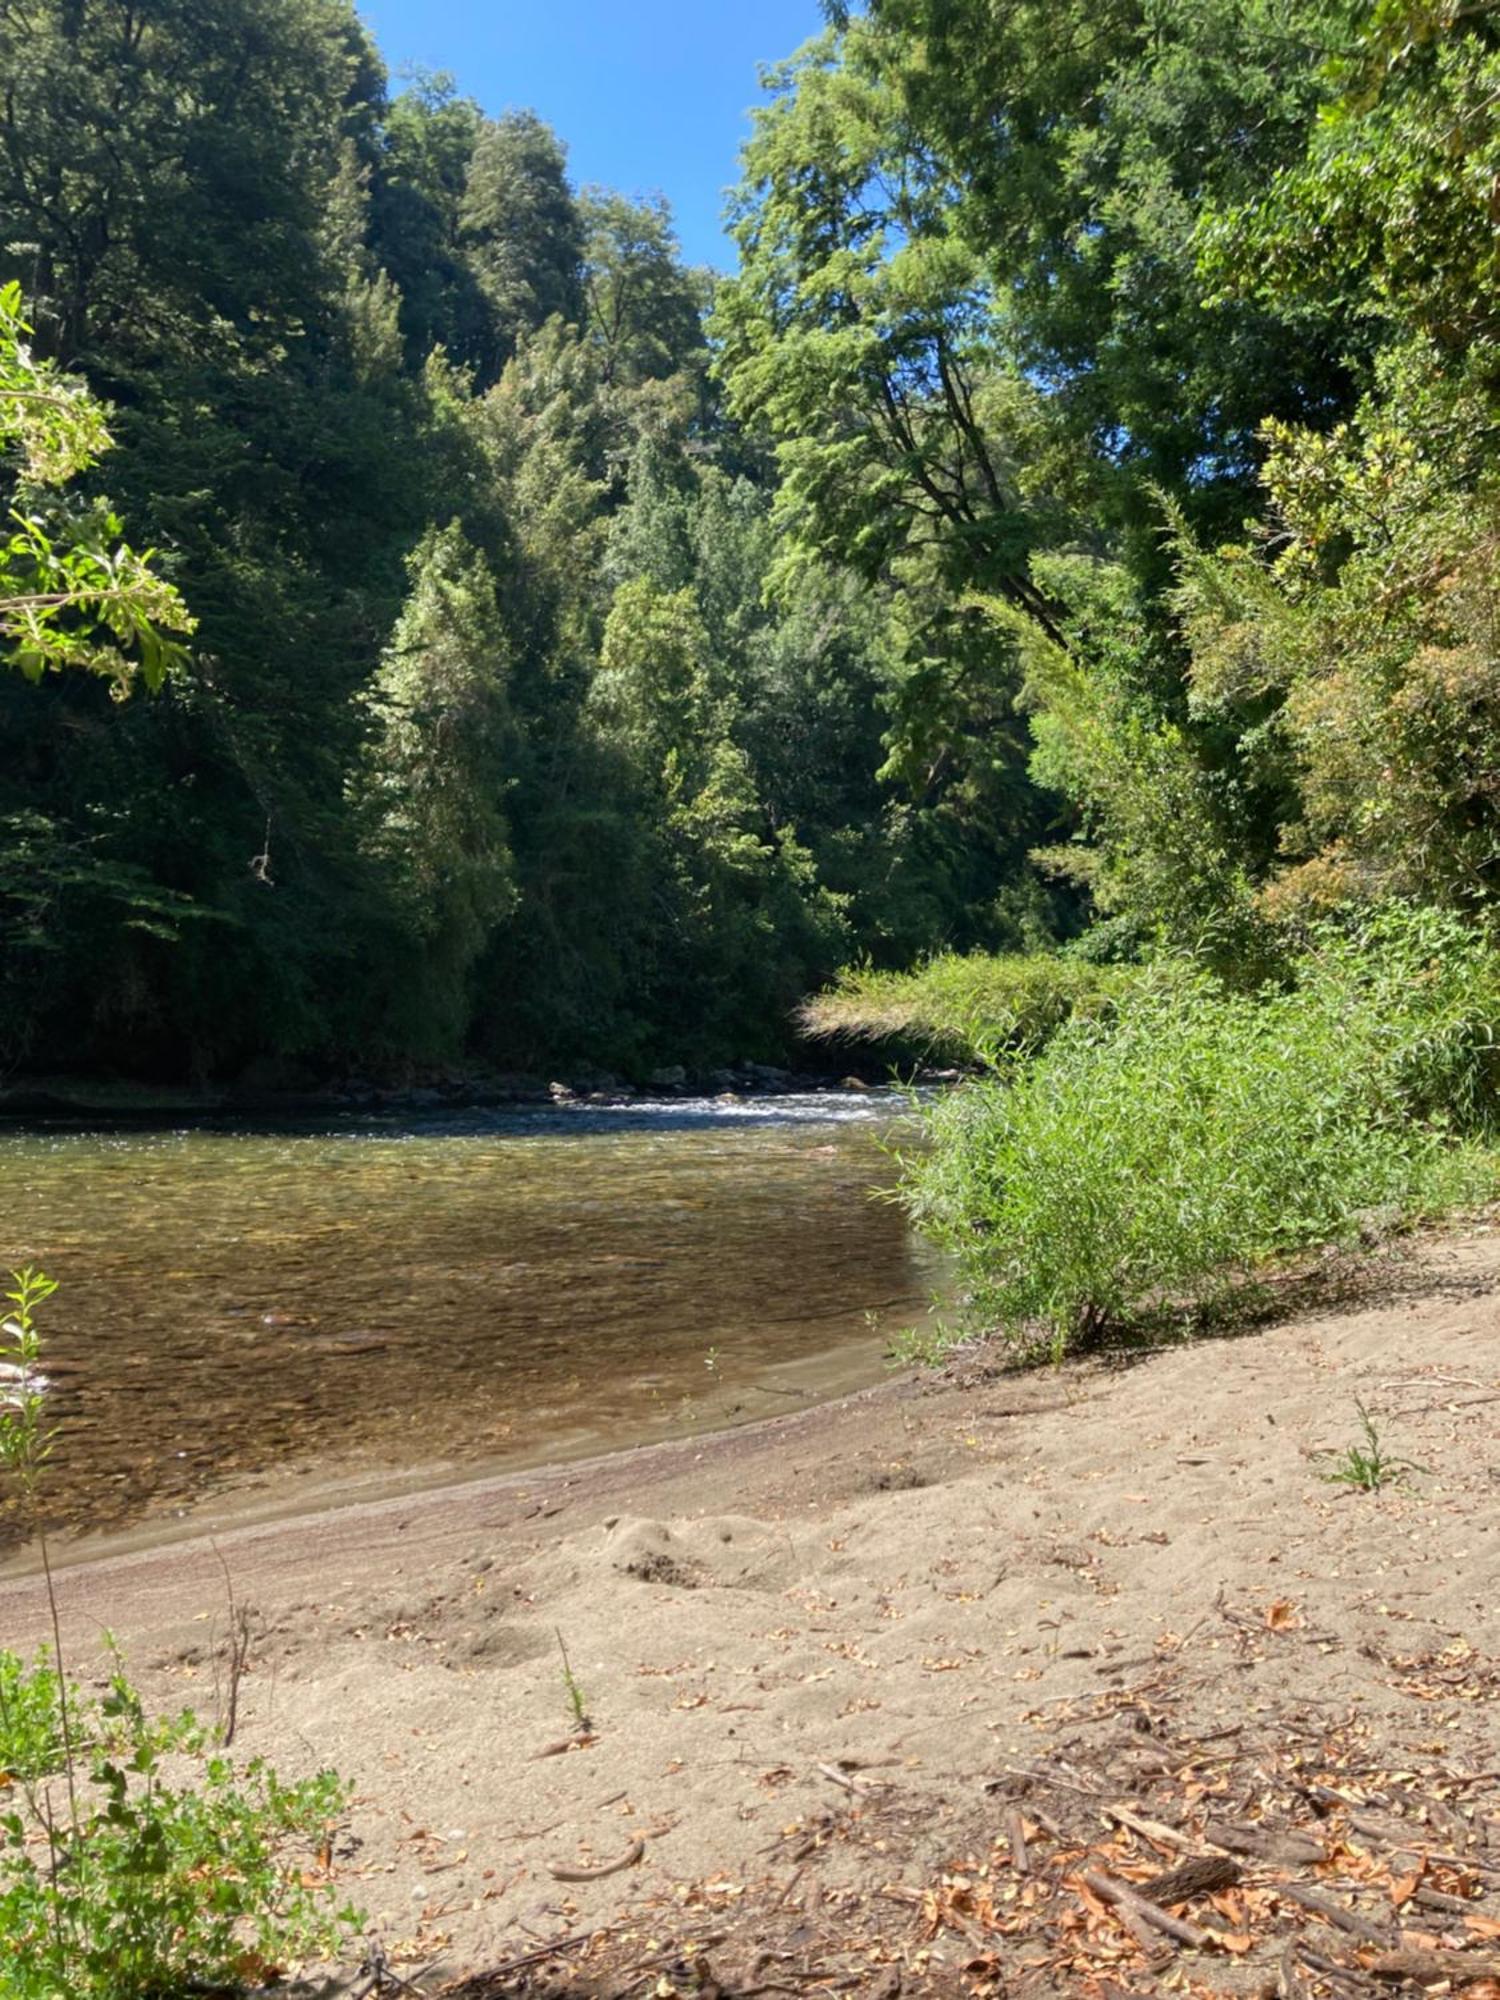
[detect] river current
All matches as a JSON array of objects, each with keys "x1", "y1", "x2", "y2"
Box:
[{"x1": 0, "y1": 1093, "x2": 937, "y2": 1555}]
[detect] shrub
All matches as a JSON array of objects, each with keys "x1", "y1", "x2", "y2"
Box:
[
  {"x1": 0, "y1": 1648, "x2": 74, "y2": 1783},
  {"x1": 799, "y1": 950, "x2": 1136, "y2": 1065},
  {"x1": 900, "y1": 907, "x2": 1500, "y2": 1358}
]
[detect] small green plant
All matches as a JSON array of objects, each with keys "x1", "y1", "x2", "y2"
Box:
[
  {"x1": 0, "y1": 1647, "x2": 74, "y2": 1783},
  {"x1": 555, "y1": 1627, "x2": 592, "y2": 1734},
  {"x1": 1315, "y1": 1400, "x2": 1427, "y2": 1493},
  {"x1": 703, "y1": 1344, "x2": 720, "y2": 1377},
  {"x1": 0, "y1": 1268, "x2": 360, "y2": 1998},
  {"x1": 885, "y1": 1320, "x2": 961, "y2": 1369}
]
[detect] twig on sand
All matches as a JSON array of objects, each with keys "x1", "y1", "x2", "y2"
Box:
[
  {"x1": 818, "y1": 1760, "x2": 885, "y2": 1795},
  {"x1": 352, "y1": 1936, "x2": 438, "y2": 1997},
  {"x1": 533, "y1": 1730, "x2": 597, "y2": 1759},
  {"x1": 546, "y1": 1837, "x2": 645, "y2": 1882},
  {"x1": 1277, "y1": 1883, "x2": 1390, "y2": 1944}
]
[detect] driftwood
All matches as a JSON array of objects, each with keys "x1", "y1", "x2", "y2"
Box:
[
  {"x1": 1080, "y1": 1869, "x2": 1212, "y2": 1950},
  {"x1": 1366, "y1": 1948, "x2": 1500, "y2": 1984},
  {"x1": 1140, "y1": 1854, "x2": 1242, "y2": 1905}
]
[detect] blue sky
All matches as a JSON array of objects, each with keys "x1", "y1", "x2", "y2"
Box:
[{"x1": 355, "y1": 0, "x2": 830, "y2": 271}]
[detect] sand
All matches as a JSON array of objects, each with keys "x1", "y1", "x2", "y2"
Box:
[{"x1": 1, "y1": 1226, "x2": 1498, "y2": 1995}]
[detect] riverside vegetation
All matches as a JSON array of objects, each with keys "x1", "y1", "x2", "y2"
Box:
[{"x1": 0, "y1": 0, "x2": 1487, "y2": 1091}]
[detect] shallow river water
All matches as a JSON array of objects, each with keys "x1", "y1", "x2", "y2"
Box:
[{"x1": 0, "y1": 1094, "x2": 938, "y2": 1554}]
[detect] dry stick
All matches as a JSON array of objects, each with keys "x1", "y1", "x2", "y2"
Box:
[
  {"x1": 472, "y1": 1931, "x2": 595, "y2": 1981},
  {"x1": 1005, "y1": 1808, "x2": 1031, "y2": 1877},
  {"x1": 1294, "y1": 1946, "x2": 1374, "y2": 2000},
  {"x1": 209, "y1": 1540, "x2": 253, "y2": 1747},
  {"x1": 533, "y1": 1732, "x2": 596, "y2": 1759},
  {"x1": 994, "y1": 1761, "x2": 1102, "y2": 1801},
  {"x1": 1368, "y1": 1948, "x2": 1500, "y2": 1984},
  {"x1": 1277, "y1": 1883, "x2": 1391, "y2": 1945},
  {"x1": 224, "y1": 1604, "x2": 252, "y2": 1745},
  {"x1": 817, "y1": 1761, "x2": 882, "y2": 1795},
  {"x1": 1079, "y1": 1869, "x2": 1212, "y2": 1950},
  {"x1": 1277, "y1": 1942, "x2": 1309, "y2": 1999},
  {"x1": 546, "y1": 1837, "x2": 645, "y2": 1883},
  {"x1": 1412, "y1": 1884, "x2": 1483, "y2": 1916},
  {"x1": 1204, "y1": 1819, "x2": 1325, "y2": 1866},
  {"x1": 1104, "y1": 1803, "x2": 1193, "y2": 1853},
  {"x1": 352, "y1": 1943, "x2": 433, "y2": 2000}
]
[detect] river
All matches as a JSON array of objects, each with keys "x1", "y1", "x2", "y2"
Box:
[{"x1": 0, "y1": 1093, "x2": 938, "y2": 1557}]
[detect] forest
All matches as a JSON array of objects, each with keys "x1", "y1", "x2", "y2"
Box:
[{"x1": 3, "y1": 0, "x2": 1500, "y2": 1086}]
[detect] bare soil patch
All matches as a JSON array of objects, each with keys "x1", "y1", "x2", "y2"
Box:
[{"x1": 2, "y1": 1227, "x2": 1498, "y2": 1997}]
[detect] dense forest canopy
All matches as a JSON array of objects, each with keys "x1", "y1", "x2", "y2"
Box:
[{"x1": 2, "y1": 0, "x2": 1497, "y2": 1081}]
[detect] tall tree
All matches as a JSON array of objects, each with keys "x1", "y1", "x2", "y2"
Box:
[{"x1": 459, "y1": 111, "x2": 584, "y2": 380}]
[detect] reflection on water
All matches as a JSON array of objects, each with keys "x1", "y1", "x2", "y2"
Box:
[{"x1": 0, "y1": 1095, "x2": 936, "y2": 1551}]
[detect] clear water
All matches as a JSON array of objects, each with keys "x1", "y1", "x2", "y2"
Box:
[{"x1": 0, "y1": 1094, "x2": 936, "y2": 1553}]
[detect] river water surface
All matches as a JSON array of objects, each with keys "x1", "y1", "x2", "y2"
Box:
[{"x1": 0, "y1": 1094, "x2": 937, "y2": 1556}]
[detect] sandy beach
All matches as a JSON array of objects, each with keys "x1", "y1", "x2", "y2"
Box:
[{"x1": 2, "y1": 1226, "x2": 1498, "y2": 1995}]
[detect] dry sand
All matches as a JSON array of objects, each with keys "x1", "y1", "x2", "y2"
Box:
[{"x1": 2, "y1": 1227, "x2": 1498, "y2": 1995}]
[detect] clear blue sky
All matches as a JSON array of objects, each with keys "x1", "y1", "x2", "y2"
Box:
[{"x1": 355, "y1": 0, "x2": 830, "y2": 271}]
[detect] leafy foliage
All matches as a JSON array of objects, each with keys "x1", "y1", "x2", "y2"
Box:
[
  {"x1": 901, "y1": 911, "x2": 1500, "y2": 1358},
  {"x1": 0, "y1": 1648, "x2": 71, "y2": 1784},
  {"x1": 0, "y1": 282, "x2": 193, "y2": 689},
  {"x1": 799, "y1": 951, "x2": 1132, "y2": 1064}
]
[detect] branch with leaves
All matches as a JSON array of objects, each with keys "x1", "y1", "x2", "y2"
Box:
[{"x1": 0, "y1": 281, "x2": 194, "y2": 692}]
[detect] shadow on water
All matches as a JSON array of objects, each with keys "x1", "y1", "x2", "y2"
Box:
[{"x1": 0, "y1": 1092, "x2": 940, "y2": 1555}]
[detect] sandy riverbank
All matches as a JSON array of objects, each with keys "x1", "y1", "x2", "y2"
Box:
[{"x1": 2, "y1": 1228, "x2": 1498, "y2": 1996}]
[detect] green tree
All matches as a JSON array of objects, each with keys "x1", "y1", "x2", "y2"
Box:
[
  {"x1": 580, "y1": 189, "x2": 707, "y2": 391},
  {"x1": 460, "y1": 112, "x2": 584, "y2": 379},
  {"x1": 358, "y1": 522, "x2": 518, "y2": 1053}
]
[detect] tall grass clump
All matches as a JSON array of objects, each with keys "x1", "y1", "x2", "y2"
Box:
[
  {"x1": 799, "y1": 951, "x2": 1136, "y2": 1065},
  {"x1": 901, "y1": 907, "x2": 1500, "y2": 1359}
]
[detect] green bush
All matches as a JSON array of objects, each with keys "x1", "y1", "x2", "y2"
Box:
[
  {"x1": 0, "y1": 1648, "x2": 73, "y2": 1783},
  {"x1": 799, "y1": 950, "x2": 1137, "y2": 1065},
  {"x1": 901, "y1": 907, "x2": 1500, "y2": 1358},
  {"x1": 0, "y1": 1660, "x2": 354, "y2": 2000}
]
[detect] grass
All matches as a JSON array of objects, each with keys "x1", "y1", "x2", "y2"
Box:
[
  {"x1": 899, "y1": 907, "x2": 1500, "y2": 1361},
  {"x1": 798, "y1": 951, "x2": 1136, "y2": 1066},
  {"x1": 555, "y1": 1628, "x2": 592, "y2": 1734},
  {"x1": 1316, "y1": 1400, "x2": 1427, "y2": 1491}
]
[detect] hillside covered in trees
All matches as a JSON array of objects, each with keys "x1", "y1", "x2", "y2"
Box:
[{"x1": 3, "y1": 0, "x2": 1498, "y2": 1083}]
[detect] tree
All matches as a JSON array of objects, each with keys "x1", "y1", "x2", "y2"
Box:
[
  {"x1": 357, "y1": 522, "x2": 517, "y2": 1052},
  {"x1": 579, "y1": 190, "x2": 707, "y2": 391},
  {"x1": 459, "y1": 112, "x2": 584, "y2": 379}
]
